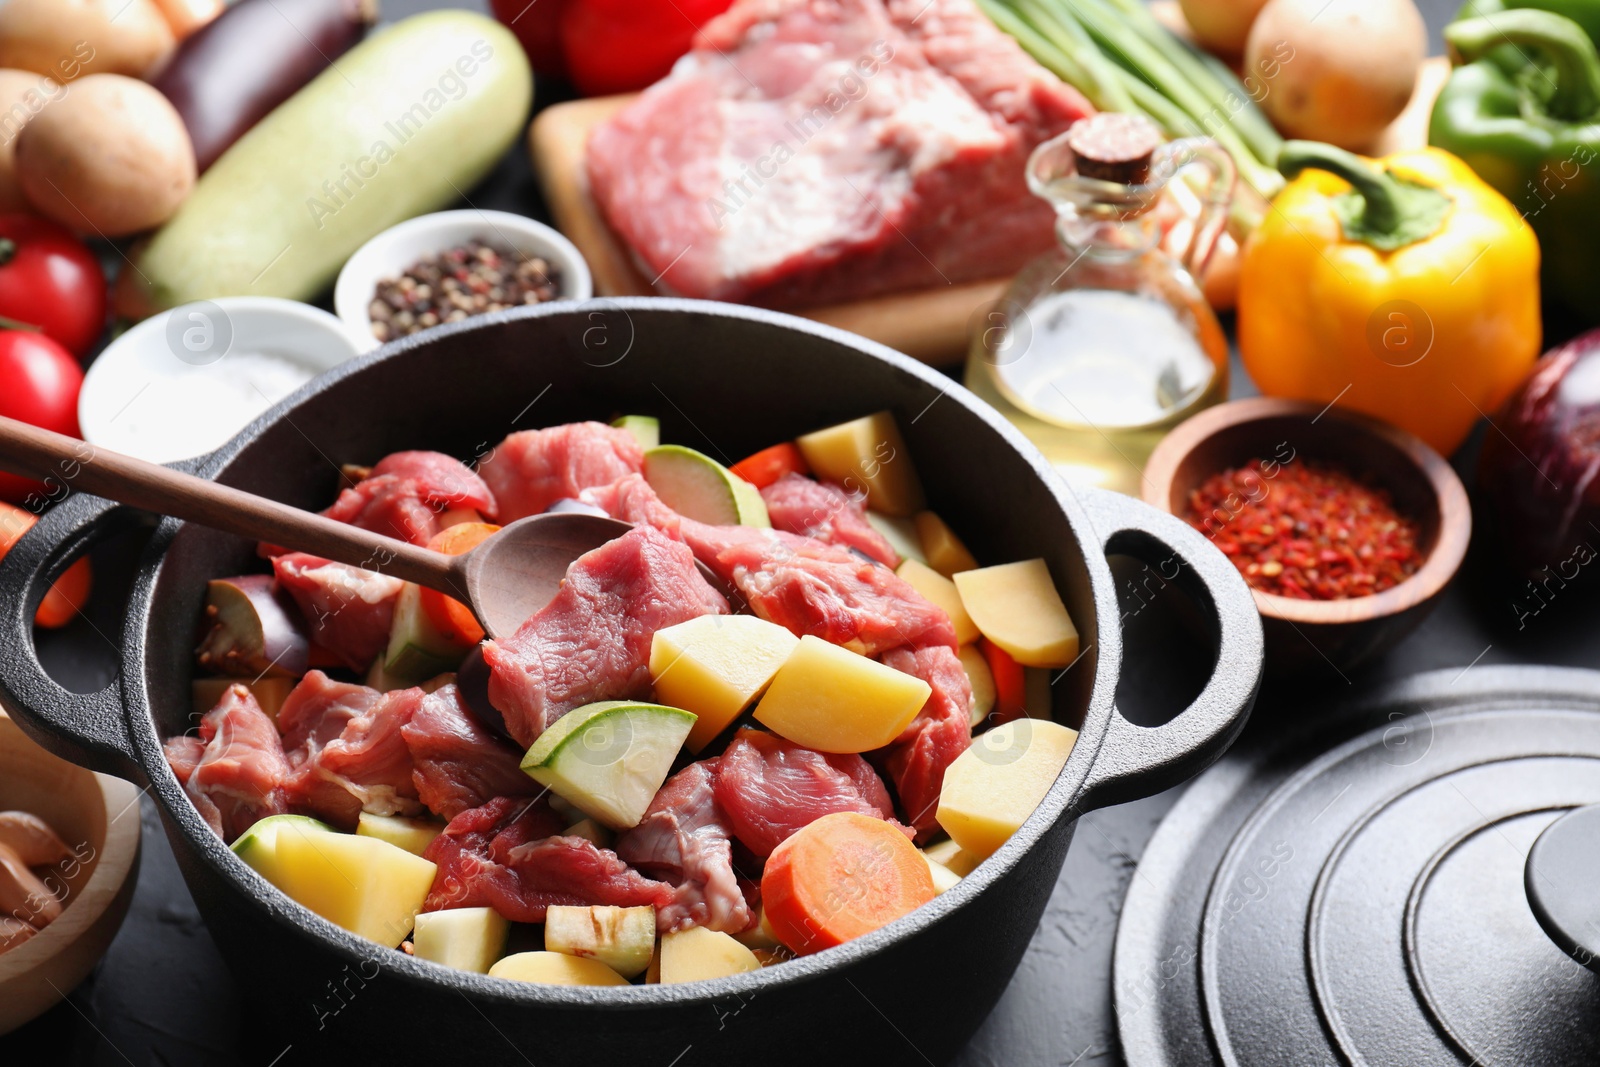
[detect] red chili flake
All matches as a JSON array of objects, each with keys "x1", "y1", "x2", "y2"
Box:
[{"x1": 1183, "y1": 459, "x2": 1425, "y2": 600}]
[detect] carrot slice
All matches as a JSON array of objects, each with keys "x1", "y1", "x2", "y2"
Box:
[
  {"x1": 419, "y1": 522, "x2": 501, "y2": 644},
  {"x1": 1, "y1": 502, "x2": 93, "y2": 629},
  {"x1": 730, "y1": 443, "x2": 809, "y2": 489},
  {"x1": 761, "y1": 812, "x2": 934, "y2": 955},
  {"x1": 982, "y1": 638, "x2": 1026, "y2": 725}
]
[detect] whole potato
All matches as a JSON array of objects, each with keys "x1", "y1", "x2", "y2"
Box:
[
  {"x1": 0, "y1": 69, "x2": 61, "y2": 214},
  {"x1": 1177, "y1": 0, "x2": 1272, "y2": 58},
  {"x1": 15, "y1": 74, "x2": 195, "y2": 237},
  {"x1": 1247, "y1": 0, "x2": 1424, "y2": 151},
  {"x1": 0, "y1": 0, "x2": 175, "y2": 81}
]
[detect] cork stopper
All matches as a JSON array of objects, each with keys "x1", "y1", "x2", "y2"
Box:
[{"x1": 1065, "y1": 113, "x2": 1165, "y2": 185}]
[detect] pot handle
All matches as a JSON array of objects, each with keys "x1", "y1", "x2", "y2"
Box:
[
  {"x1": 1076, "y1": 486, "x2": 1262, "y2": 812},
  {"x1": 0, "y1": 491, "x2": 146, "y2": 785}
]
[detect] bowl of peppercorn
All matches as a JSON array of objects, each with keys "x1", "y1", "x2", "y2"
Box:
[
  {"x1": 1142, "y1": 397, "x2": 1469, "y2": 679},
  {"x1": 334, "y1": 209, "x2": 593, "y2": 351}
]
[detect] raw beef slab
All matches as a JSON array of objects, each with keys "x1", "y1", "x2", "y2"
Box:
[{"x1": 586, "y1": 0, "x2": 1092, "y2": 307}]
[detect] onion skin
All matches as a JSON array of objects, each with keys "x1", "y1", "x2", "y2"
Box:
[{"x1": 1478, "y1": 328, "x2": 1600, "y2": 578}]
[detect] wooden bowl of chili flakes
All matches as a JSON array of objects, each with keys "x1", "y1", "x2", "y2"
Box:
[{"x1": 1143, "y1": 397, "x2": 1469, "y2": 680}]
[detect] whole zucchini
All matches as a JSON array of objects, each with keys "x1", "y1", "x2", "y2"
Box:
[{"x1": 122, "y1": 10, "x2": 532, "y2": 315}]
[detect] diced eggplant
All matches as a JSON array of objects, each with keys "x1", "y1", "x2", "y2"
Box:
[
  {"x1": 194, "y1": 575, "x2": 310, "y2": 679},
  {"x1": 151, "y1": 0, "x2": 377, "y2": 172},
  {"x1": 191, "y1": 677, "x2": 297, "y2": 722}
]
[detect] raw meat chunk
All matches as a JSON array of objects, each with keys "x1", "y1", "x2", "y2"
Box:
[
  {"x1": 584, "y1": 473, "x2": 955, "y2": 655},
  {"x1": 480, "y1": 524, "x2": 729, "y2": 748},
  {"x1": 277, "y1": 672, "x2": 424, "y2": 829},
  {"x1": 760, "y1": 472, "x2": 899, "y2": 566},
  {"x1": 422, "y1": 796, "x2": 675, "y2": 923},
  {"x1": 877, "y1": 644, "x2": 973, "y2": 837},
  {"x1": 402, "y1": 684, "x2": 539, "y2": 821},
  {"x1": 170, "y1": 684, "x2": 291, "y2": 841},
  {"x1": 714, "y1": 728, "x2": 909, "y2": 857},
  {"x1": 477, "y1": 422, "x2": 644, "y2": 522},
  {"x1": 614, "y1": 761, "x2": 755, "y2": 934},
  {"x1": 323, "y1": 451, "x2": 497, "y2": 544},
  {"x1": 272, "y1": 553, "x2": 403, "y2": 672},
  {"x1": 586, "y1": 0, "x2": 1092, "y2": 307}
]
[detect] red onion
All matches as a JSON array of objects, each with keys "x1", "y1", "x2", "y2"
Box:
[{"x1": 1478, "y1": 328, "x2": 1600, "y2": 577}]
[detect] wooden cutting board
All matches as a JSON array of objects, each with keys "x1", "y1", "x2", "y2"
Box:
[{"x1": 528, "y1": 44, "x2": 1449, "y2": 368}]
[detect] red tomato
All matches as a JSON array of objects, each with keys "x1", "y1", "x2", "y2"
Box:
[
  {"x1": 0, "y1": 331, "x2": 83, "y2": 503},
  {"x1": 0, "y1": 216, "x2": 107, "y2": 360},
  {"x1": 489, "y1": 0, "x2": 572, "y2": 77},
  {"x1": 560, "y1": 0, "x2": 735, "y2": 96}
]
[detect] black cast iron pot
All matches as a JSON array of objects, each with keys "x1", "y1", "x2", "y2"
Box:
[{"x1": 0, "y1": 300, "x2": 1262, "y2": 1066}]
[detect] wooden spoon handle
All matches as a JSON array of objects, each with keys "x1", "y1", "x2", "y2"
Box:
[{"x1": 0, "y1": 416, "x2": 464, "y2": 594}]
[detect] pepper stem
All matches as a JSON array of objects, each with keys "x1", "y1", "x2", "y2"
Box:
[
  {"x1": 1277, "y1": 141, "x2": 1451, "y2": 252},
  {"x1": 1446, "y1": 9, "x2": 1600, "y2": 122}
]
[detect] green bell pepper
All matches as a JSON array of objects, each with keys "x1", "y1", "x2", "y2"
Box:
[{"x1": 1430, "y1": 2, "x2": 1600, "y2": 320}]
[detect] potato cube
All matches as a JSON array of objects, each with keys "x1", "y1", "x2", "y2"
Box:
[
  {"x1": 489, "y1": 951, "x2": 629, "y2": 986},
  {"x1": 914, "y1": 511, "x2": 978, "y2": 577},
  {"x1": 921, "y1": 837, "x2": 983, "y2": 877},
  {"x1": 658, "y1": 926, "x2": 762, "y2": 984},
  {"x1": 958, "y1": 645, "x2": 996, "y2": 727},
  {"x1": 356, "y1": 812, "x2": 444, "y2": 856},
  {"x1": 271, "y1": 828, "x2": 437, "y2": 948},
  {"x1": 796, "y1": 411, "x2": 925, "y2": 517},
  {"x1": 895, "y1": 558, "x2": 980, "y2": 645},
  {"x1": 923, "y1": 854, "x2": 962, "y2": 894},
  {"x1": 754, "y1": 635, "x2": 930, "y2": 753},
  {"x1": 651, "y1": 614, "x2": 799, "y2": 752},
  {"x1": 953, "y1": 559, "x2": 1079, "y2": 667},
  {"x1": 937, "y1": 719, "x2": 1079, "y2": 858},
  {"x1": 412, "y1": 907, "x2": 508, "y2": 974}
]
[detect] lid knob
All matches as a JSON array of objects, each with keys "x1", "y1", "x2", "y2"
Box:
[{"x1": 1525, "y1": 803, "x2": 1600, "y2": 973}]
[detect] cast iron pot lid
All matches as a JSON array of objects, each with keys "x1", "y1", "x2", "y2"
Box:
[{"x1": 1114, "y1": 665, "x2": 1600, "y2": 1067}]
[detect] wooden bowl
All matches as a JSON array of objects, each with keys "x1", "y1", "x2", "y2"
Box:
[
  {"x1": 0, "y1": 710, "x2": 141, "y2": 1034},
  {"x1": 1143, "y1": 398, "x2": 1470, "y2": 678}
]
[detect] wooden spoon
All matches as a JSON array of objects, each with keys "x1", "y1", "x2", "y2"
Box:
[{"x1": 0, "y1": 415, "x2": 631, "y2": 639}]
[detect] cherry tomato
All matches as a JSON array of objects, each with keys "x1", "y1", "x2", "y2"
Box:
[
  {"x1": 489, "y1": 0, "x2": 573, "y2": 78},
  {"x1": 0, "y1": 216, "x2": 107, "y2": 360},
  {"x1": 0, "y1": 330, "x2": 83, "y2": 504},
  {"x1": 0, "y1": 501, "x2": 93, "y2": 629},
  {"x1": 560, "y1": 0, "x2": 735, "y2": 97}
]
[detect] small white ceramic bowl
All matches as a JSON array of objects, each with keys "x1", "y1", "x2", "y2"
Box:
[
  {"x1": 80, "y1": 298, "x2": 364, "y2": 465},
  {"x1": 0, "y1": 710, "x2": 141, "y2": 1035},
  {"x1": 333, "y1": 209, "x2": 593, "y2": 353}
]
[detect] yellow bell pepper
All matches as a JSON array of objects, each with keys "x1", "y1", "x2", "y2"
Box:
[{"x1": 1238, "y1": 142, "x2": 1541, "y2": 456}]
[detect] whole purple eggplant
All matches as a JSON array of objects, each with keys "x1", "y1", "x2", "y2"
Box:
[
  {"x1": 1478, "y1": 328, "x2": 1600, "y2": 580},
  {"x1": 152, "y1": 0, "x2": 378, "y2": 172}
]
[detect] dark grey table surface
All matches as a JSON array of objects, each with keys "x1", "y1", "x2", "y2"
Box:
[{"x1": 4, "y1": 1, "x2": 1576, "y2": 1064}]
